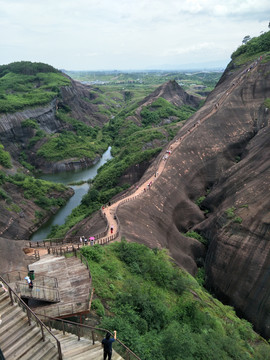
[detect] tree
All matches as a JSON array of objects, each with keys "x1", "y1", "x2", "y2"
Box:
[{"x1": 242, "y1": 35, "x2": 251, "y2": 45}]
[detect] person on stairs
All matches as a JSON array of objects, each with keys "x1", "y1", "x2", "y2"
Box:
[{"x1": 102, "y1": 330, "x2": 117, "y2": 360}]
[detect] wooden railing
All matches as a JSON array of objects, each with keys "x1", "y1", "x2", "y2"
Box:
[
  {"x1": 1, "y1": 270, "x2": 58, "y2": 288},
  {"x1": 15, "y1": 282, "x2": 61, "y2": 303},
  {"x1": 0, "y1": 276, "x2": 63, "y2": 360},
  {"x1": 39, "y1": 315, "x2": 142, "y2": 360}
]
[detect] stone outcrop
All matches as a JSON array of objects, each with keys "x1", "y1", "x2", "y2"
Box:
[
  {"x1": 0, "y1": 76, "x2": 108, "y2": 173},
  {"x1": 115, "y1": 59, "x2": 270, "y2": 337},
  {"x1": 0, "y1": 182, "x2": 74, "y2": 240},
  {"x1": 59, "y1": 77, "x2": 107, "y2": 127}
]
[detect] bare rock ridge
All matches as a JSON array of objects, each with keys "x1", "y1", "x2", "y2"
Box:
[
  {"x1": 137, "y1": 79, "x2": 201, "y2": 108},
  {"x1": 127, "y1": 80, "x2": 201, "y2": 126},
  {"x1": 115, "y1": 59, "x2": 270, "y2": 337}
]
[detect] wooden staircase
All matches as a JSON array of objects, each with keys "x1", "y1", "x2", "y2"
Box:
[
  {"x1": 0, "y1": 286, "x2": 124, "y2": 359},
  {"x1": 0, "y1": 287, "x2": 59, "y2": 359},
  {"x1": 51, "y1": 330, "x2": 123, "y2": 360}
]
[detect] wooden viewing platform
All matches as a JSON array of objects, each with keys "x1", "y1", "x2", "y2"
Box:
[
  {"x1": 16, "y1": 282, "x2": 60, "y2": 303},
  {"x1": 27, "y1": 254, "x2": 91, "y2": 318}
]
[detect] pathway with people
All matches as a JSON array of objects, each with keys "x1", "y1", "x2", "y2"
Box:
[
  {"x1": 99, "y1": 57, "x2": 262, "y2": 242},
  {"x1": 28, "y1": 57, "x2": 262, "y2": 252}
]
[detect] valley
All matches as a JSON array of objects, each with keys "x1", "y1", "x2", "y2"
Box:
[{"x1": 1, "y1": 29, "x2": 270, "y2": 360}]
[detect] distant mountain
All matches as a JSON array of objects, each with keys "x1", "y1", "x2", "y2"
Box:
[{"x1": 127, "y1": 80, "x2": 201, "y2": 126}]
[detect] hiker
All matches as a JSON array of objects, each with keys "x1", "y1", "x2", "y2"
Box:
[
  {"x1": 29, "y1": 280, "x2": 33, "y2": 290},
  {"x1": 110, "y1": 225, "x2": 114, "y2": 234},
  {"x1": 102, "y1": 331, "x2": 117, "y2": 360}
]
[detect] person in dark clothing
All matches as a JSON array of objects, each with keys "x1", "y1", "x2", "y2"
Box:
[{"x1": 102, "y1": 330, "x2": 116, "y2": 360}]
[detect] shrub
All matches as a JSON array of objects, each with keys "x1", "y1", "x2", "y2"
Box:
[
  {"x1": 234, "y1": 216, "x2": 243, "y2": 224},
  {"x1": 225, "y1": 206, "x2": 236, "y2": 219},
  {"x1": 195, "y1": 195, "x2": 206, "y2": 207},
  {"x1": 91, "y1": 298, "x2": 105, "y2": 317},
  {"x1": 21, "y1": 119, "x2": 38, "y2": 129},
  {"x1": 0, "y1": 144, "x2": 12, "y2": 168},
  {"x1": 185, "y1": 231, "x2": 208, "y2": 246},
  {"x1": 80, "y1": 244, "x2": 105, "y2": 263}
]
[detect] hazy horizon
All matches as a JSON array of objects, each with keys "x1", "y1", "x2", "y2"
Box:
[{"x1": 1, "y1": 0, "x2": 269, "y2": 71}]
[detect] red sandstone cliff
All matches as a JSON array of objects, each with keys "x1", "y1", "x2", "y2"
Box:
[{"x1": 115, "y1": 58, "x2": 270, "y2": 337}]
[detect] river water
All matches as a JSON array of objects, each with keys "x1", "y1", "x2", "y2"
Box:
[{"x1": 31, "y1": 147, "x2": 112, "y2": 241}]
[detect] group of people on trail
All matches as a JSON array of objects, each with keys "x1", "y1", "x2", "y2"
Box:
[{"x1": 79, "y1": 236, "x2": 95, "y2": 246}]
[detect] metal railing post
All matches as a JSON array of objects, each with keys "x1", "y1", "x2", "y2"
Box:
[
  {"x1": 57, "y1": 341, "x2": 63, "y2": 360},
  {"x1": 8, "y1": 287, "x2": 13, "y2": 305},
  {"x1": 27, "y1": 309, "x2": 31, "y2": 325}
]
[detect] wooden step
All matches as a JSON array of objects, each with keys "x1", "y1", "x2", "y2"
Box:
[
  {"x1": 0, "y1": 310, "x2": 27, "y2": 337},
  {"x1": 7, "y1": 331, "x2": 45, "y2": 360},
  {"x1": 19, "y1": 338, "x2": 58, "y2": 360},
  {"x1": 1, "y1": 317, "x2": 37, "y2": 351},
  {"x1": 0, "y1": 316, "x2": 32, "y2": 349},
  {"x1": 3, "y1": 325, "x2": 40, "y2": 358},
  {"x1": 51, "y1": 329, "x2": 124, "y2": 360}
]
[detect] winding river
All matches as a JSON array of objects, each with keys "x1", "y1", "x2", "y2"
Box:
[{"x1": 31, "y1": 147, "x2": 112, "y2": 241}]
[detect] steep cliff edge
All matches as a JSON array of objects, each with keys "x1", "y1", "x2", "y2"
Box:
[{"x1": 115, "y1": 57, "x2": 270, "y2": 337}]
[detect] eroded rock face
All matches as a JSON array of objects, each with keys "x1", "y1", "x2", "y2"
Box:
[
  {"x1": 0, "y1": 183, "x2": 74, "y2": 240},
  {"x1": 59, "y1": 78, "x2": 107, "y2": 127},
  {"x1": 0, "y1": 77, "x2": 108, "y2": 173},
  {"x1": 116, "y1": 60, "x2": 270, "y2": 337},
  {"x1": 0, "y1": 237, "x2": 30, "y2": 276}
]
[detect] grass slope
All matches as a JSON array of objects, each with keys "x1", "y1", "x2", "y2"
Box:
[
  {"x1": 80, "y1": 241, "x2": 270, "y2": 360},
  {"x1": 0, "y1": 61, "x2": 70, "y2": 113}
]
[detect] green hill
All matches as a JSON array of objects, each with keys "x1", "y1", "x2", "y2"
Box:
[{"x1": 0, "y1": 61, "x2": 70, "y2": 113}]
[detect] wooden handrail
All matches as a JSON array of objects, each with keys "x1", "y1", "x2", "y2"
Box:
[
  {"x1": 0, "y1": 276, "x2": 63, "y2": 360},
  {"x1": 37, "y1": 314, "x2": 142, "y2": 360},
  {"x1": 1, "y1": 270, "x2": 58, "y2": 288}
]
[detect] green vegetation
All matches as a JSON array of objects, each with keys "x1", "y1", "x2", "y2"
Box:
[
  {"x1": 185, "y1": 231, "x2": 208, "y2": 246},
  {"x1": 48, "y1": 87, "x2": 190, "y2": 238},
  {"x1": 0, "y1": 144, "x2": 12, "y2": 168},
  {"x1": 264, "y1": 98, "x2": 270, "y2": 108},
  {"x1": 0, "y1": 61, "x2": 70, "y2": 113},
  {"x1": 21, "y1": 118, "x2": 39, "y2": 129},
  {"x1": 225, "y1": 206, "x2": 243, "y2": 225},
  {"x1": 36, "y1": 111, "x2": 109, "y2": 162},
  {"x1": 234, "y1": 216, "x2": 243, "y2": 224},
  {"x1": 225, "y1": 206, "x2": 236, "y2": 219},
  {"x1": 195, "y1": 195, "x2": 206, "y2": 207},
  {"x1": 1, "y1": 172, "x2": 69, "y2": 211},
  {"x1": 79, "y1": 241, "x2": 269, "y2": 360},
  {"x1": 141, "y1": 98, "x2": 196, "y2": 126},
  {"x1": 65, "y1": 70, "x2": 222, "y2": 94},
  {"x1": 231, "y1": 30, "x2": 270, "y2": 65}
]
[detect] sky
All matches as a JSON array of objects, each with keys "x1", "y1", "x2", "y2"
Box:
[{"x1": 0, "y1": 0, "x2": 269, "y2": 71}]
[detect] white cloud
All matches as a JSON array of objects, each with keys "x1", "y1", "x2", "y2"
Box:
[{"x1": 0, "y1": 0, "x2": 269, "y2": 69}]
